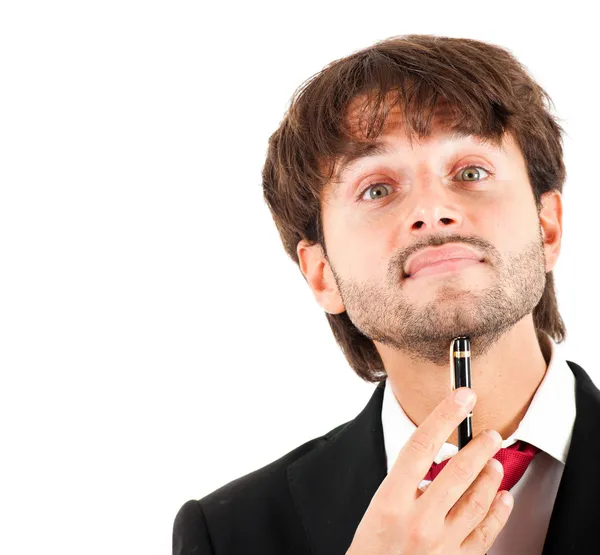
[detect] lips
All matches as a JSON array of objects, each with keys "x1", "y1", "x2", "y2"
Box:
[{"x1": 405, "y1": 244, "x2": 483, "y2": 278}]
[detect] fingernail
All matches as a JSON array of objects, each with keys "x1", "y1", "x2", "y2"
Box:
[
  {"x1": 489, "y1": 458, "x2": 503, "y2": 473},
  {"x1": 454, "y1": 388, "x2": 475, "y2": 407},
  {"x1": 499, "y1": 491, "x2": 513, "y2": 508}
]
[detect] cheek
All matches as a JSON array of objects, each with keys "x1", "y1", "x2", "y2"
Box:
[
  {"x1": 478, "y1": 194, "x2": 539, "y2": 253},
  {"x1": 326, "y1": 212, "x2": 393, "y2": 279}
]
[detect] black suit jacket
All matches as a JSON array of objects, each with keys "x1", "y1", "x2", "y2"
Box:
[{"x1": 173, "y1": 361, "x2": 600, "y2": 554}]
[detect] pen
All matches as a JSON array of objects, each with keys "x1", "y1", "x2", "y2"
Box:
[{"x1": 450, "y1": 336, "x2": 473, "y2": 450}]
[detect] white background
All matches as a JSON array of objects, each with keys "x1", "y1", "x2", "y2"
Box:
[{"x1": 1, "y1": 1, "x2": 598, "y2": 554}]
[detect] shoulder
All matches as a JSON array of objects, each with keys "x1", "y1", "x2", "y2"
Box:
[
  {"x1": 173, "y1": 419, "x2": 352, "y2": 552},
  {"x1": 188, "y1": 418, "x2": 350, "y2": 510}
]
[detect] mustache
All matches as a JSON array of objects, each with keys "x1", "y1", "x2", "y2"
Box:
[{"x1": 389, "y1": 234, "x2": 495, "y2": 279}]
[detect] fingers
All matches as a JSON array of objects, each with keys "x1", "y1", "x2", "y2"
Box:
[
  {"x1": 352, "y1": 386, "x2": 513, "y2": 555},
  {"x1": 459, "y1": 488, "x2": 514, "y2": 553},
  {"x1": 419, "y1": 428, "x2": 502, "y2": 516},
  {"x1": 445, "y1": 454, "x2": 505, "y2": 540},
  {"x1": 379, "y1": 387, "x2": 477, "y2": 503}
]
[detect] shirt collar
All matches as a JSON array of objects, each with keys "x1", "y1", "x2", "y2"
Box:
[{"x1": 381, "y1": 332, "x2": 576, "y2": 468}]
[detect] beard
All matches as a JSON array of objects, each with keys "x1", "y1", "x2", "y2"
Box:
[{"x1": 328, "y1": 229, "x2": 547, "y2": 366}]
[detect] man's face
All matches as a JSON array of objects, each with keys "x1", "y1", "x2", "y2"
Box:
[{"x1": 316, "y1": 114, "x2": 557, "y2": 366}]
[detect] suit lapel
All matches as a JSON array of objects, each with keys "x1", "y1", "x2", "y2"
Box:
[
  {"x1": 287, "y1": 381, "x2": 387, "y2": 555},
  {"x1": 541, "y1": 360, "x2": 600, "y2": 554},
  {"x1": 288, "y1": 361, "x2": 600, "y2": 555}
]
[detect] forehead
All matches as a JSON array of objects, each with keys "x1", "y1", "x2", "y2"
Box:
[
  {"x1": 329, "y1": 96, "x2": 506, "y2": 179},
  {"x1": 342, "y1": 91, "x2": 461, "y2": 138}
]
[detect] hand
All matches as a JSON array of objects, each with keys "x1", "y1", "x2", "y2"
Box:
[{"x1": 347, "y1": 387, "x2": 513, "y2": 554}]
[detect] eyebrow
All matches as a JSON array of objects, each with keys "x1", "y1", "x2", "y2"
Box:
[
  {"x1": 328, "y1": 142, "x2": 395, "y2": 199},
  {"x1": 333, "y1": 142, "x2": 396, "y2": 182},
  {"x1": 329, "y1": 131, "x2": 501, "y2": 198}
]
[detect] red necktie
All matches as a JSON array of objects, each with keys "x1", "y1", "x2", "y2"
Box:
[{"x1": 423, "y1": 440, "x2": 541, "y2": 492}]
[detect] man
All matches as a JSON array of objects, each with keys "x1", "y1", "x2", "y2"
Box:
[{"x1": 173, "y1": 35, "x2": 600, "y2": 554}]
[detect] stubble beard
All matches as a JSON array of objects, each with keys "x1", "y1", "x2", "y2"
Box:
[{"x1": 329, "y1": 233, "x2": 547, "y2": 366}]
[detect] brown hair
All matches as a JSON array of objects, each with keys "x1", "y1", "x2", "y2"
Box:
[{"x1": 261, "y1": 34, "x2": 567, "y2": 382}]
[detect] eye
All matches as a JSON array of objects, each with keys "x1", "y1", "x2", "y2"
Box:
[
  {"x1": 360, "y1": 183, "x2": 394, "y2": 201},
  {"x1": 455, "y1": 165, "x2": 490, "y2": 182}
]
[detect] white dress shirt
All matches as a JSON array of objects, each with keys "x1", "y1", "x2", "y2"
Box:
[{"x1": 381, "y1": 332, "x2": 577, "y2": 555}]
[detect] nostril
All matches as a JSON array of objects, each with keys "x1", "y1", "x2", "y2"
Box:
[{"x1": 441, "y1": 218, "x2": 453, "y2": 224}]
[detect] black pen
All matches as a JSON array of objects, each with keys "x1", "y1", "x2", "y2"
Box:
[{"x1": 450, "y1": 336, "x2": 473, "y2": 450}]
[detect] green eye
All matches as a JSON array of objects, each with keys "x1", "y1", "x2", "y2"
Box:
[
  {"x1": 457, "y1": 166, "x2": 490, "y2": 181},
  {"x1": 363, "y1": 183, "x2": 392, "y2": 200}
]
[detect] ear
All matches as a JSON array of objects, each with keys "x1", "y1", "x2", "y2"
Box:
[
  {"x1": 539, "y1": 190, "x2": 563, "y2": 273},
  {"x1": 297, "y1": 239, "x2": 345, "y2": 314}
]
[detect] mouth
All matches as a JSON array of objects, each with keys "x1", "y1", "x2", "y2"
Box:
[{"x1": 406, "y1": 258, "x2": 484, "y2": 280}]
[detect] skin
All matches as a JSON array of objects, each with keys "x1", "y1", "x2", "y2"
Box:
[{"x1": 297, "y1": 105, "x2": 562, "y2": 448}]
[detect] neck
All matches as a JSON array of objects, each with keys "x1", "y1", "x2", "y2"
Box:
[{"x1": 379, "y1": 315, "x2": 550, "y2": 446}]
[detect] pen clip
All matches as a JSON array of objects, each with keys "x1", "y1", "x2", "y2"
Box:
[{"x1": 450, "y1": 338, "x2": 456, "y2": 391}]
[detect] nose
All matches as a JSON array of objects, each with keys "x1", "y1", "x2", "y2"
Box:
[{"x1": 404, "y1": 176, "x2": 463, "y2": 234}]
